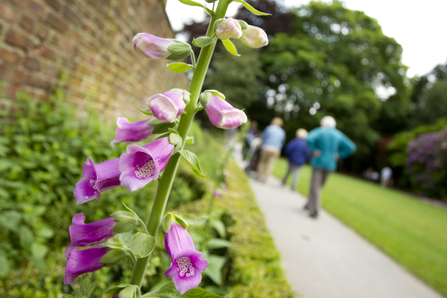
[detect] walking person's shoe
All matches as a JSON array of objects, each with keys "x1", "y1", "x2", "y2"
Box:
[{"x1": 309, "y1": 210, "x2": 318, "y2": 218}]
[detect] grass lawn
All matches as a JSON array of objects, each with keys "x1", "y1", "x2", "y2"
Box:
[{"x1": 273, "y1": 158, "x2": 447, "y2": 297}]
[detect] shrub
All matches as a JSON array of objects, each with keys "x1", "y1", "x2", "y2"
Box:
[
  {"x1": 0, "y1": 90, "x2": 208, "y2": 297},
  {"x1": 405, "y1": 128, "x2": 447, "y2": 200}
]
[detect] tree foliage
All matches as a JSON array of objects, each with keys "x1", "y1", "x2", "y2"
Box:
[
  {"x1": 248, "y1": 1, "x2": 410, "y2": 170},
  {"x1": 408, "y1": 62, "x2": 447, "y2": 128}
]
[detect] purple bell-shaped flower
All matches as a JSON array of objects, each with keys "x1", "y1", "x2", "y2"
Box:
[
  {"x1": 119, "y1": 137, "x2": 174, "y2": 192},
  {"x1": 74, "y1": 157, "x2": 121, "y2": 204},
  {"x1": 164, "y1": 223, "x2": 209, "y2": 295}
]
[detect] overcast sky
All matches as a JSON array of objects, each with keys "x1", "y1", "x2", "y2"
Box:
[{"x1": 166, "y1": 0, "x2": 447, "y2": 78}]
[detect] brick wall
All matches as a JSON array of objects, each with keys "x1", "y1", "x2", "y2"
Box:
[{"x1": 0, "y1": 0, "x2": 189, "y2": 121}]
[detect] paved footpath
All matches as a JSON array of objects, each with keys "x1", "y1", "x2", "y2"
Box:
[{"x1": 249, "y1": 176, "x2": 444, "y2": 298}]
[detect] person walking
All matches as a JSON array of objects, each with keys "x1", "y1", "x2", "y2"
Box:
[
  {"x1": 257, "y1": 117, "x2": 286, "y2": 183},
  {"x1": 282, "y1": 128, "x2": 311, "y2": 190},
  {"x1": 305, "y1": 116, "x2": 356, "y2": 218},
  {"x1": 380, "y1": 166, "x2": 393, "y2": 187}
]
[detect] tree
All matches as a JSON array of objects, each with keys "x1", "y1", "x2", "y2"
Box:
[
  {"x1": 407, "y1": 61, "x2": 447, "y2": 128},
  {"x1": 254, "y1": 1, "x2": 410, "y2": 171}
]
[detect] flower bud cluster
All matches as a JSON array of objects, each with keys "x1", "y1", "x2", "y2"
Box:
[{"x1": 214, "y1": 18, "x2": 268, "y2": 48}]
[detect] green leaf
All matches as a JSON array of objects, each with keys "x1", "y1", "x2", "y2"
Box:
[
  {"x1": 203, "y1": 255, "x2": 226, "y2": 286},
  {"x1": 142, "y1": 282, "x2": 225, "y2": 297},
  {"x1": 100, "y1": 249, "x2": 126, "y2": 266},
  {"x1": 161, "y1": 213, "x2": 175, "y2": 234},
  {"x1": 112, "y1": 211, "x2": 137, "y2": 221},
  {"x1": 119, "y1": 285, "x2": 138, "y2": 298},
  {"x1": 185, "y1": 136, "x2": 194, "y2": 144},
  {"x1": 205, "y1": 238, "x2": 232, "y2": 249},
  {"x1": 0, "y1": 251, "x2": 10, "y2": 277},
  {"x1": 221, "y1": 39, "x2": 240, "y2": 57},
  {"x1": 169, "y1": 133, "x2": 182, "y2": 146},
  {"x1": 210, "y1": 219, "x2": 226, "y2": 238},
  {"x1": 113, "y1": 218, "x2": 139, "y2": 234},
  {"x1": 62, "y1": 294, "x2": 75, "y2": 298},
  {"x1": 177, "y1": 0, "x2": 213, "y2": 14},
  {"x1": 118, "y1": 230, "x2": 136, "y2": 247},
  {"x1": 148, "y1": 119, "x2": 178, "y2": 135},
  {"x1": 193, "y1": 36, "x2": 216, "y2": 48},
  {"x1": 136, "y1": 106, "x2": 153, "y2": 116},
  {"x1": 233, "y1": 0, "x2": 271, "y2": 16},
  {"x1": 205, "y1": 90, "x2": 225, "y2": 99},
  {"x1": 0, "y1": 210, "x2": 22, "y2": 231},
  {"x1": 130, "y1": 232, "x2": 155, "y2": 258},
  {"x1": 177, "y1": 214, "x2": 207, "y2": 227},
  {"x1": 166, "y1": 42, "x2": 192, "y2": 60},
  {"x1": 36, "y1": 227, "x2": 54, "y2": 239},
  {"x1": 103, "y1": 242, "x2": 126, "y2": 250},
  {"x1": 30, "y1": 243, "x2": 48, "y2": 261},
  {"x1": 167, "y1": 63, "x2": 194, "y2": 73},
  {"x1": 178, "y1": 150, "x2": 207, "y2": 179},
  {"x1": 19, "y1": 225, "x2": 35, "y2": 248}
]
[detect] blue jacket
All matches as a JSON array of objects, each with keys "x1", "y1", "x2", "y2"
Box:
[
  {"x1": 284, "y1": 138, "x2": 311, "y2": 166},
  {"x1": 261, "y1": 125, "x2": 286, "y2": 150},
  {"x1": 307, "y1": 127, "x2": 356, "y2": 171}
]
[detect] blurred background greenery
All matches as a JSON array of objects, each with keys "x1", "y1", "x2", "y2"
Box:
[{"x1": 183, "y1": 0, "x2": 447, "y2": 200}]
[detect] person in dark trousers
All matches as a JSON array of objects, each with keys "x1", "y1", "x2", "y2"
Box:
[
  {"x1": 305, "y1": 116, "x2": 356, "y2": 218},
  {"x1": 282, "y1": 128, "x2": 311, "y2": 190}
]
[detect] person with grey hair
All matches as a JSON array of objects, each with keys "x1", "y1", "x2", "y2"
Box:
[
  {"x1": 305, "y1": 116, "x2": 356, "y2": 218},
  {"x1": 282, "y1": 128, "x2": 311, "y2": 190}
]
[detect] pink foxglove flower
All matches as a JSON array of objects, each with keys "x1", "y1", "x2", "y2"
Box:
[
  {"x1": 64, "y1": 246, "x2": 109, "y2": 284},
  {"x1": 164, "y1": 223, "x2": 208, "y2": 295},
  {"x1": 202, "y1": 94, "x2": 247, "y2": 129},
  {"x1": 213, "y1": 190, "x2": 222, "y2": 198},
  {"x1": 65, "y1": 213, "x2": 117, "y2": 256},
  {"x1": 147, "y1": 89, "x2": 190, "y2": 123},
  {"x1": 119, "y1": 137, "x2": 174, "y2": 192},
  {"x1": 110, "y1": 117, "x2": 154, "y2": 147},
  {"x1": 240, "y1": 25, "x2": 268, "y2": 48},
  {"x1": 74, "y1": 158, "x2": 121, "y2": 204},
  {"x1": 133, "y1": 33, "x2": 191, "y2": 60},
  {"x1": 215, "y1": 18, "x2": 242, "y2": 40}
]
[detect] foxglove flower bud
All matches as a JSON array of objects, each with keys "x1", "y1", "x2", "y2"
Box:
[
  {"x1": 147, "y1": 89, "x2": 190, "y2": 123},
  {"x1": 164, "y1": 223, "x2": 208, "y2": 295},
  {"x1": 240, "y1": 25, "x2": 268, "y2": 48},
  {"x1": 215, "y1": 18, "x2": 243, "y2": 40},
  {"x1": 133, "y1": 33, "x2": 191, "y2": 60},
  {"x1": 64, "y1": 246, "x2": 109, "y2": 284},
  {"x1": 65, "y1": 213, "x2": 117, "y2": 256},
  {"x1": 74, "y1": 158, "x2": 121, "y2": 204},
  {"x1": 110, "y1": 117, "x2": 154, "y2": 147},
  {"x1": 201, "y1": 92, "x2": 247, "y2": 129},
  {"x1": 119, "y1": 137, "x2": 174, "y2": 192}
]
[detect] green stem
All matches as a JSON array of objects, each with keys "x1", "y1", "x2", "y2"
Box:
[{"x1": 129, "y1": 0, "x2": 231, "y2": 287}]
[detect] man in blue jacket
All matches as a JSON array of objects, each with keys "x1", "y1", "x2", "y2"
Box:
[
  {"x1": 306, "y1": 116, "x2": 356, "y2": 218},
  {"x1": 282, "y1": 128, "x2": 311, "y2": 190}
]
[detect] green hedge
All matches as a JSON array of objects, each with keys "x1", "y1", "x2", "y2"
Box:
[{"x1": 178, "y1": 162, "x2": 295, "y2": 298}]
